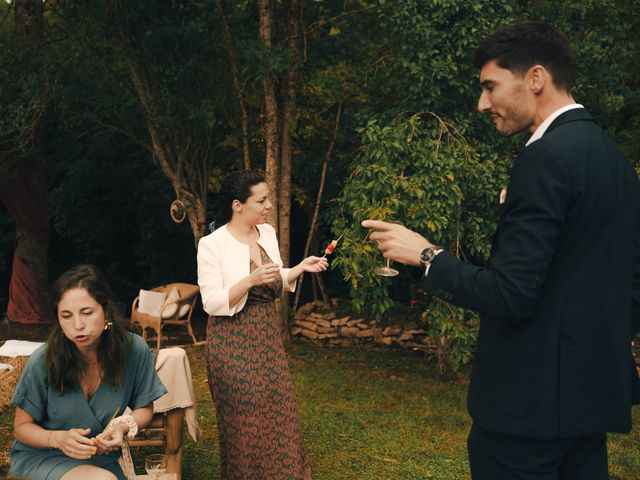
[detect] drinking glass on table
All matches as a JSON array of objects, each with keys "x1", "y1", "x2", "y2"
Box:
[{"x1": 145, "y1": 453, "x2": 167, "y2": 479}]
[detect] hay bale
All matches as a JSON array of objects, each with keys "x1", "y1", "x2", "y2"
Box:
[{"x1": 0, "y1": 356, "x2": 27, "y2": 412}]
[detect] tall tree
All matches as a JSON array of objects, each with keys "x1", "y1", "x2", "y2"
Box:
[
  {"x1": 215, "y1": 0, "x2": 252, "y2": 171},
  {"x1": 257, "y1": 0, "x2": 303, "y2": 339},
  {"x1": 52, "y1": 0, "x2": 220, "y2": 246},
  {"x1": 0, "y1": 0, "x2": 51, "y2": 324}
]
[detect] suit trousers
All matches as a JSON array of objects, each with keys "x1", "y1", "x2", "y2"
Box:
[{"x1": 467, "y1": 423, "x2": 608, "y2": 480}]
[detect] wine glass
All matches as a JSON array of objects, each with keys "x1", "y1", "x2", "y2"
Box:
[
  {"x1": 375, "y1": 258, "x2": 399, "y2": 277},
  {"x1": 145, "y1": 453, "x2": 167, "y2": 479}
]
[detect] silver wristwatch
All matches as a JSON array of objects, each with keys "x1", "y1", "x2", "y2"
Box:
[{"x1": 419, "y1": 247, "x2": 436, "y2": 268}]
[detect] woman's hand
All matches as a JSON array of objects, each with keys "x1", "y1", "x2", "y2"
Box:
[
  {"x1": 299, "y1": 256, "x2": 329, "y2": 273},
  {"x1": 93, "y1": 423, "x2": 126, "y2": 454},
  {"x1": 248, "y1": 262, "x2": 281, "y2": 286},
  {"x1": 52, "y1": 428, "x2": 97, "y2": 459}
]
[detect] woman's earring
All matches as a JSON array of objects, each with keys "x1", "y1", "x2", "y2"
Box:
[{"x1": 104, "y1": 319, "x2": 113, "y2": 331}]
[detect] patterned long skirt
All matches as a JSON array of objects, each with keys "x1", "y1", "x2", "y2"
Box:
[{"x1": 205, "y1": 276, "x2": 311, "y2": 479}]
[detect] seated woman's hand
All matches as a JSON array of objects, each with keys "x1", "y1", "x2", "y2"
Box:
[
  {"x1": 52, "y1": 427, "x2": 97, "y2": 459},
  {"x1": 93, "y1": 423, "x2": 126, "y2": 454}
]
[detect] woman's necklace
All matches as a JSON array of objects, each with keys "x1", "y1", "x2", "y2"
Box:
[{"x1": 82, "y1": 363, "x2": 102, "y2": 399}]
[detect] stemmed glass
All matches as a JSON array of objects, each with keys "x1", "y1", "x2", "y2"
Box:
[
  {"x1": 145, "y1": 453, "x2": 167, "y2": 479},
  {"x1": 375, "y1": 257, "x2": 399, "y2": 277}
]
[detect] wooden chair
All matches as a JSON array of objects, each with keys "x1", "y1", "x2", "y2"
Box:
[
  {"x1": 119, "y1": 347, "x2": 199, "y2": 480},
  {"x1": 131, "y1": 283, "x2": 199, "y2": 349},
  {"x1": 124, "y1": 409, "x2": 184, "y2": 479}
]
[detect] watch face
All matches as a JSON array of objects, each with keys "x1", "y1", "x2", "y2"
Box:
[{"x1": 420, "y1": 248, "x2": 434, "y2": 264}]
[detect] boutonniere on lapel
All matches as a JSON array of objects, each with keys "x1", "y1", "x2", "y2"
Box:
[{"x1": 499, "y1": 188, "x2": 507, "y2": 205}]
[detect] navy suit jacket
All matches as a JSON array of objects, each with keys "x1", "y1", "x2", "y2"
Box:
[{"x1": 424, "y1": 108, "x2": 640, "y2": 439}]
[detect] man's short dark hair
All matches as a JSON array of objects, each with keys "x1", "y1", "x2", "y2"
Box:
[{"x1": 471, "y1": 21, "x2": 576, "y2": 92}]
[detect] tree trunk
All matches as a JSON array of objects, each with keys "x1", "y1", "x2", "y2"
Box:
[
  {"x1": 258, "y1": 0, "x2": 288, "y2": 339},
  {"x1": 278, "y1": 0, "x2": 302, "y2": 269},
  {"x1": 435, "y1": 335, "x2": 457, "y2": 381},
  {"x1": 258, "y1": 0, "x2": 279, "y2": 229},
  {"x1": 119, "y1": 33, "x2": 207, "y2": 246},
  {"x1": 215, "y1": 0, "x2": 251, "y2": 170},
  {"x1": 0, "y1": 0, "x2": 51, "y2": 324},
  {"x1": 293, "y1": 100, "x2": 342, "y2": 311},
  {"x1": 315, "y1": 271, "x2": 330, "y2": 305},
  {"x1": 276, "y1": 0, "x2": 302, "y2": 341}
]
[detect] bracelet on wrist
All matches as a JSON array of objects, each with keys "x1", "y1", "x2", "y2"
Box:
[{"x1": 110, "y1": 415, "x2": 138, "y2": 439}]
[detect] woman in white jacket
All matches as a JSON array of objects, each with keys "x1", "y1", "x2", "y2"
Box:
[{"x1": 197, "y1": 170, "x2": 327, "y2": 480}]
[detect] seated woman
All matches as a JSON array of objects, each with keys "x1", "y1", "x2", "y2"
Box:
[{"x1": 9, "y1": 264, "x2": 167, "y2": 480}]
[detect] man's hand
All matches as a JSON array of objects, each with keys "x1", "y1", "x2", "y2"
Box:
[{"x1": 361, "y1": 220, "x2": 436, "y2": 267}]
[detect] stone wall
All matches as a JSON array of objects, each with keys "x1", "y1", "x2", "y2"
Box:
[{"x1": 291, "y1": 302, "x2": 435, "y2": 353}]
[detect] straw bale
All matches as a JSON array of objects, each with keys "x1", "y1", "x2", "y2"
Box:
[{"x1": 0, "y1": 356, "x2": 28, "y2": 412}]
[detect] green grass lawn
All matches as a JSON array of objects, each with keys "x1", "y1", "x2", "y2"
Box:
[{"x1": 2, "y1": 342, "x2": 639, "y2": 479}]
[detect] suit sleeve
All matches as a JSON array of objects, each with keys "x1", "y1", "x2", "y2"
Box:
[
  {"x1": 424, "y1": 142, "x2": 571, "y2": 324},
  {"x1": 633, "y1": 235, "x2": 640, "y2": 339}
]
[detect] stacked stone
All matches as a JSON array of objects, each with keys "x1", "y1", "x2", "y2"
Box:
[{"x1": 291, "y1": 302, "x2": 436, "y2": 352}]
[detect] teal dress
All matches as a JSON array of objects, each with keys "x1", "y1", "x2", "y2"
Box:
[{"x1": 9, "y1": 333, "x2": 167, "y2": 480}]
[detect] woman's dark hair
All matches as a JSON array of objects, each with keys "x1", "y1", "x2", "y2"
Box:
[
  {"x1": 46, "y1": 264, "x2": 130, "y2": 393},
  {"x1": 216, "y1": 170, "x2": 266, "y2": 225},
  {"x1": 471, "y1": 21, "x2": 575, "y2": 92}
]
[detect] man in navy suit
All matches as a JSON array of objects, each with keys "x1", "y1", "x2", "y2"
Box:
[{"x1": 363, "y1": 21, "x2": 640, "y2": 479}]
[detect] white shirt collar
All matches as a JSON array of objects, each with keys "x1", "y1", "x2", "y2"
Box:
[{"x1": 525, "y1": 104, "x2": 584, "y2": 146}]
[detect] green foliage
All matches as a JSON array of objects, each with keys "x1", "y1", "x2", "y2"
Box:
[
  {"x1": 527, "y1": 0, "x2": 640, "y2": 166},
  {"x1": 329, "y1": 0, "x2": 640, "y2": 375},
  {"x1": 333, "y1": 113, "x2": 507, "y2": 373},
  {"x1": 0, "y1": 4, "x2": 49, "y2": 159}
]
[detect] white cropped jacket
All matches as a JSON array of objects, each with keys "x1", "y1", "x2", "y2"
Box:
[{"x1": 197, "y1": 223, "x2": 296, "y2": 316}]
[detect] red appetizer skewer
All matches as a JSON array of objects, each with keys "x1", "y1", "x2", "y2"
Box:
[{"x1": 322, "y1": 235, "x2": 342, "y2": 258}]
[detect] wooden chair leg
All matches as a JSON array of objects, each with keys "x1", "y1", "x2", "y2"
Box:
[
  {"x1": 156, "y1": 324, "x2": 162, "y2": 350},
  {"x1": 186, "y1": 323, "x2": 197, "y2": 344},
  {"x1": 165, "y1": 408, "x2": 184, "y2": 480}
]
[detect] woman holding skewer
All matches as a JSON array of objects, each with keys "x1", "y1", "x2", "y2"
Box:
[
  {"x1": 9, "y1": 264, "x2": 166, "y2": 480},
  {"x1": 197, "y1": 170, "x2": 328, "y2": 480}
]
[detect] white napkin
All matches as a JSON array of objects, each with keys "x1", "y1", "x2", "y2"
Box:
[{"x1": 0, "y1": 340, "x2": 45, "y2": 357}]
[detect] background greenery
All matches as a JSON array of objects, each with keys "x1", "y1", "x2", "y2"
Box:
[
  {"x1": 2, "y1": 0, "x2": 639, "y2": 304},
  {"x1": 1, "y1": 0, "x2": 639, "y2": 421}
]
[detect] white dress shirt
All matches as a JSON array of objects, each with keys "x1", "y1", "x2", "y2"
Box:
[{"x1": 525, "y1": 103, "x2": 584, "y2": 146}]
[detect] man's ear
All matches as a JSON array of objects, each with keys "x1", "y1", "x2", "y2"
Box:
[{"x1": 529, "y1": 65, "x2": 547, "y2": 94}]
